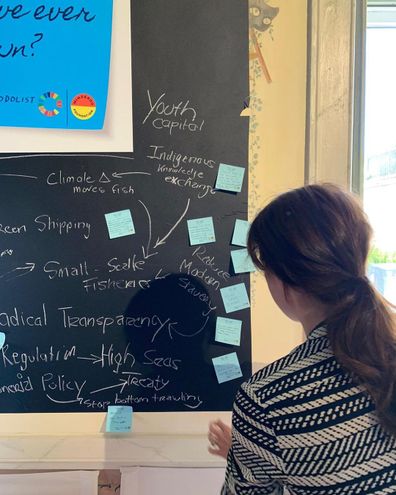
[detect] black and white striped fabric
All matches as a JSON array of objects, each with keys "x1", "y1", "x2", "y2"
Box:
[{"x1": 222, "y1": 326, "x2": 396, "y2": 494}]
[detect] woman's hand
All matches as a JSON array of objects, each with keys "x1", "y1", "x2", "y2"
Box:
[{"x1": 207, "y1": 419, "x2": 232, "y2": 459}]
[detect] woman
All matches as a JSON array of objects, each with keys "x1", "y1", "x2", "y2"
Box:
[{"x1": 208, "y1": 184, "x2": 396, "y2": 494}]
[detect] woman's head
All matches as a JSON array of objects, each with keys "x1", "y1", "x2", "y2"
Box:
[
  {"x1": 248, "y1": 183, "x2": 396, "y2": 434},
  {"x1": 247, "y1": 184, "x2": 372, "y2": 308}
]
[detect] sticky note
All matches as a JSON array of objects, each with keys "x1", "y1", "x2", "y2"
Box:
[
  {"x1": 220, "y1": 283, "x2": 250, "y2": 313},
  {"x1": 187, "y1": 217, "x2": 216, "y2": 245},
  {"x1": 212, "y1": 352, "x2": 243, "y2": 384},
  {"x1": 215, "y1": 163, "x2": 245, "y2": 193},
  {"x1": 105, "y1": 209, "x2": 135, "y2": 239},
  {"x1": 0, "y1": 333, "x2": 5, "y2": 350},
  {"x1": 215, "y1": 317, "x2": 242, "y2": 346},
  {"x1": 232, "y1": 219, "x2": 250, "y2": 247},
  {"x1": 0, "y1": 1, "x2": 113, "y2": 129},
  {"x1": 231, "y1": 249, "x2": 256, "y2": 274},
  {"x1": 106, "y1": 405, "x2": 133, "y2": 433}
]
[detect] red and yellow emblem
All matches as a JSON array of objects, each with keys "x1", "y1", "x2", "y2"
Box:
[{"x1": 71, "y1": 93, "x2": 96, "y2": 121}]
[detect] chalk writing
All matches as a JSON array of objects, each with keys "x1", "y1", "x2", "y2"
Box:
[
  {"x1": 143, "y1": 90, "x2": 205, "y2": 135},
  {"x1": 44, "y1": 260, "x2": 90, "y2": 279},
  {"x1": 147, "y1": 144, "x2": 215, "y2": 168},
  {"x1": 77, "y1": 343, "x2": 136, "y2": 375},
  {"x1": 0, "y1": 304, "x2": 47, "y2": 328},
  {"x1": 0, "y1": 373, "x2": 33, "y2": 394},
  {"x1": 178, "y1": 277, "x2": 217, "y2": 317},
  {"x1": 1, "y1": 345, "x2": 76, "y2": 372},
  {"x1": 58, "y1": 306, "x2": 178, "y2": 337},
  {"x1": 34, "y1": 215, "x2": 91, "y2": 239}
]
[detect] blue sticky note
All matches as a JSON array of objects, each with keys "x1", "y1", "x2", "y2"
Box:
[
  {"x1": 0, "y1": 1, "x2": 113, "y2": 129},
  {"x1": 0, "y1": 332, "x2": 5, "y2": 350},
  {"x1": 187, "y1": 217, "x2": 216, "y2": 245},
  {"x1": 215, "y1": 163, "x2": 245, "y2": 193},
  {"x1": 232, "y1": 219, "x2": 250, "y2": 247},
  {"x1": 220, "y1": 283, "x2": 250, "y2": 313},
  {"x1": 106, "y1": 405, "x2": 133, "y2": 433},
  {"x1": 231, "y1": 249, "x2": 256, "y2": 274},
  {"x1": 212, "y1": 352, "x2": 243, "y2": 384},
  {"x1": 215, "y1": 317, "x2": 242, "y2": 346},
  {"x1": 105, "y1": 209, "x2": 135, "y2": 239}
]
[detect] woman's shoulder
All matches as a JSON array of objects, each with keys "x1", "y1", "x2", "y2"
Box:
[
  {"x1": 248, "y1": 326, "x2": 332, "y2": 383},
  {"x1": 239, "y1": 326, "x2": 347, "y2": 410}
]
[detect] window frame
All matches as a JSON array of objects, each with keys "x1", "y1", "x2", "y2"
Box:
[{"x1": 306, "y1": 0, "x2": 366, "y2": 194}]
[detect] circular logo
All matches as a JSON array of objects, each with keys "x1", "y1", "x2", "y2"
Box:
[
  {"x1": 71, "y1": 93, "x2": 96, "y2": 121},
  {"x1": 38, "y1": 91, "x2": 63, "y2": 117}
]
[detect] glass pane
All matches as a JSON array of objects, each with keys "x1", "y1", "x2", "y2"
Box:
[{"x1": 365, "y1": 7, "x2": 396, "y2": 304}]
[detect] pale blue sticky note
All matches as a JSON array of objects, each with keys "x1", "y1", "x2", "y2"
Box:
[
  {"x1": 212, "y1": 352, "x2": 243, "y2": 384},
  {"x1": 220, "y1": 283, "x2": 250, "y2": 313},
  {"x1": 215, "y1": 163, "x2": 245, "y2": 193},
  {"x1": 105, "y1": 209, "x2": 135, "y2": 239},
  {"x1": 106, "y1": 405, "x2": 133, "y2": 433},
  {"x1": 0, "y1": 333, "x2": 5, "y2": 350},
  {"x1": 232, "y1": 219, "x2": 250, "y2": 247},
  {"x1": 187, "y1": 217, "x2": 216, "y2": 245},
  {"x1": 215, "y1": 317, "x2": 242, "y2": 346},
  {"x1": 231, "y1": 249, "x2": 256, "y2": 274}
]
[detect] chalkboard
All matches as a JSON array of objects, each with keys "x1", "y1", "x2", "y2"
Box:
[{"x1": 0, "y1": 0, "x2": 250, "y2": 413}]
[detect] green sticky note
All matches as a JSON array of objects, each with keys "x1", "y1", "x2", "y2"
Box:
[
  {"x1": 220, "y1": 283, "x2": 250, "y2": 313},
  {"x1": 231, "y1": 249, "x2": 256, "y2": 274},
  {"x1": 106, "y1": 405, "x2": 133, "y2": 433},
  {"x1": 0, "y1": 332, "x2": 5, "y2": 350},
  {"x1": 231, "y1": 219, "x2": 250, "y2": 247},
  {"x1": 215, "y1": 317, "x2": 242, "y2": 346},
  {"x1": 105, "y1": 210, "x2": 135, "y2": 239},
  {"x1": 187, "y1": 217, "x2": 216, "y2": 245},
  {"x1": 215, "y1": 163, "x2": 245, "y2": 193},
  {"x1": 212, "y1": 352, "x2": 242, "y2": 384}
]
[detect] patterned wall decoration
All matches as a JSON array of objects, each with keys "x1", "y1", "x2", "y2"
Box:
[{"x1": 248, "y1": 1, "x2": 279, "y2": 304}]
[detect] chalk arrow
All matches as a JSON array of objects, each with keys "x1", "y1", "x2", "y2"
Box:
[
  {"x1": 170, "y1": 315, "x2": 209, "y2": 339},
  {"x1": 112, "y1": 171, "x2": 151, "y2": 179},
  {"x1": 154, "y1": 268, "x2": 170, "y2": 281},
  {"x1": 153, "y1": 198, "x2": 190, "y2": 249},
  {"x1": 141, "y1": 246, "x2": 158, "y2": 260},
  {"x1": 0, "y1": 173, "x2": 37, "y2": 179},
  {"x1": 0, "y1": 262, "x2": 35, "y2": 281},
  {"x1": 139, "y1": 199, "x2": 159, "y2": 260}
]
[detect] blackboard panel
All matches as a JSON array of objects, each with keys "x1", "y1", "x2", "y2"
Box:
[{"x1": 0, "y1": 0, "x2": 250, "y2": 412}]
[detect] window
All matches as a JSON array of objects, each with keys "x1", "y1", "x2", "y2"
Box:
[{"x1": 364, "y1": 3, "x2": 396, "y2": 304}]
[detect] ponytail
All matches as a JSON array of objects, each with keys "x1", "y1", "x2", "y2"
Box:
[
  {"x1": 326, "y1": 278, "x2": 396, "y2": 434},
  {"x1": 248, "y1": 184, "x2": 396, "y2": 434}
]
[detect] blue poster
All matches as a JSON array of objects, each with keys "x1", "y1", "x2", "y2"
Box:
[{"x1": 0, "y1": 1, "x2": 113, "y2": 129}]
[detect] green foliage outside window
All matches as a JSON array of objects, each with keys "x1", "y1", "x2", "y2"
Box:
[{"x1": 368, "y1": 246, "x2": 396, "y2": 264}]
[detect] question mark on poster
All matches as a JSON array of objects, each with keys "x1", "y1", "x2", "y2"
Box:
[{"x1": 30, "y1": 33, "x2": 44, "y2": 56}]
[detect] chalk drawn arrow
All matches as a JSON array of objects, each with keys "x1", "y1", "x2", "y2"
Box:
[
  {"x1": 150, "y1": 315, "x2": 209, "y2": 343},
  {"x1": 154, "y1": 268, "x2": 170, "y2": 281},
  {"x1": 169, "y1": 315, "x2": 209, "y2": 340},
  {"x1": 112, "y1": 171, "x2": 151, "y2": 179},
  {"x1": 90, "y1": 376, "x2": 132, "y2": 395},
  {"x1": 153, "y1": 198, "x2": 190, "y2": 249},
  {"x1": 0, "y1": 262, "x2": 35, "y2": 281},
  {"x1": 139, "y1": 199, "x2": 159, "y2": 260},
  {"x1": 0, "y1": 173, "x2": 37, "y2": 179}
]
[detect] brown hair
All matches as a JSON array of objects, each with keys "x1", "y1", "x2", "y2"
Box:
[{"x1": 247, "y1": 183, "x2": 396, "y2": 434}]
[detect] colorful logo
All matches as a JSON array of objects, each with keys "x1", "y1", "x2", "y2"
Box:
[
  {"x1": 38, "y1": 92, "x2": 63, "y2": 117},
  {"x1": 71, "y1": 93, "x2": 96, "y2": 121}
]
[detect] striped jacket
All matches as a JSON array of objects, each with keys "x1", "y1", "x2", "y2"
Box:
[{"x1": 222, "y1": 326, "x2": 396, "y2": 494}]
